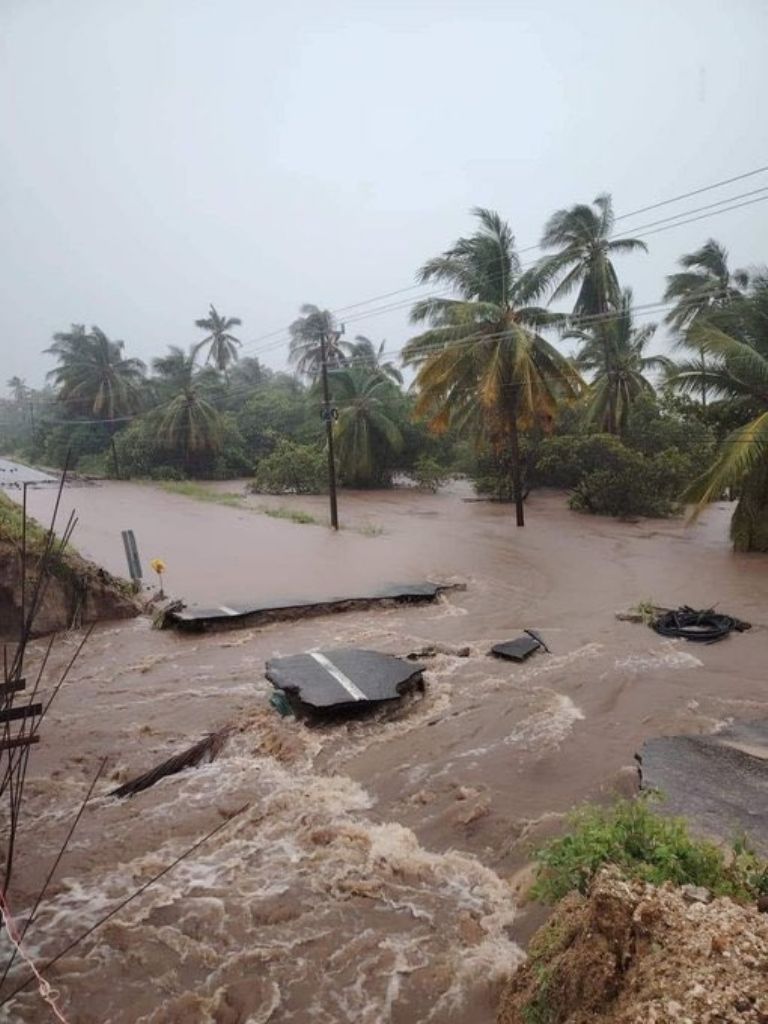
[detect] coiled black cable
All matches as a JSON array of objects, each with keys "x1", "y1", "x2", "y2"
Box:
[{"x1": 652, "y1": 606, "x2": 752, "y2": 643}]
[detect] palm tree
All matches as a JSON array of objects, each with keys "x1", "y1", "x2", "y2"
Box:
[
  {"x1": 664, "y1": 239, "x2": 749, "y2": 408},
  {"x1": 529, "y1": 194, "x2": 647, "y2": 319},
  {"x1": 152, "y1": 346, "x2": 223, "y2": 472},
  {"x1": 403, "y1": 208, "x2": 582, "y2": 526},
  {"x1": 328, "y1": 368, "x2": 403, "y2": 487},
  {"x1": 676, "y1": 274, "x2": 768, "y2": 551},
  {"x1": 569, "y1": 289, "x2": 671, "y2": 434},
  {"x1": 194, "y1": 305, "x2": 242, "y2": 372},
  {"x1": 45, "y1": 325, "x2": 145, "y2": 420},
  {"x1": 346, "y1": 336, "x2": 403, "y2": 384},
  {"x1": 7, "y1": 377, "x2": 28, "y2": 404},
  {"x1": 288, "y1": 304, "x2": 348, "y2": 377}
]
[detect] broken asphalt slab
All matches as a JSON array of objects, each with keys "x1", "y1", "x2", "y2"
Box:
[
  {"x1": 638, "y1": 720, "x2": 768, "y2": 852},
  {"x1": 266, "y1": 648, "x2": 425, "y2": 713}
]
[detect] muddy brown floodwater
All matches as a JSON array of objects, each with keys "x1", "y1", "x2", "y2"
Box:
[{"x1": 2, "y1": 480, "x2": 767, "y2": 1023}]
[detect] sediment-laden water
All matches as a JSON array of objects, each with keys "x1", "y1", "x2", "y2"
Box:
[{"x1": 2, "y1": 482, "x2": 767, "y2": 1022}]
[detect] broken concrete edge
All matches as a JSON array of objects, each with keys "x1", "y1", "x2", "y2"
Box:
[{"x1": 167, "y1": 581, "x2": 467, "y2": 633}]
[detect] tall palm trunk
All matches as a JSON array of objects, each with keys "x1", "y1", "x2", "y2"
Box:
[
  {"x1": 504, "y1": 386, "x2": 525, "y2": 527},
  {"x1": 508, "y1": 414, "x2": 525, "y2": 527}
]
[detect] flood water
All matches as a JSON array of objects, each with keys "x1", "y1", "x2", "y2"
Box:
[{"x1": 2, "y1": 480, "x2": 767, "y2": 1023}]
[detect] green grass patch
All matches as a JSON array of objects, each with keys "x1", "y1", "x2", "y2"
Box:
[
  {"x1": 531, "y1": 796, "x2": 768, "y2": 905},
  {"x1": 0, "y1": 491, "x2": 77, "y2": 556},
  {"x1": 156, "y1": 481, "x2": 246, "y2": 508},
  {"x1": 258, "y1": 505, "x2": 319, "y2": 525}
]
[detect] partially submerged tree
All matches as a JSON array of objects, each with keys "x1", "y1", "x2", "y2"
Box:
[
  {"x1": 45, "y1": 325, "x2": 145, "y2": 420},
  {"x1": 194, "y1": 305, "x2": 242, "y2": 372},
  {"x1": 403, "y1": 207, "x2": 582, "y2": 525},
  {"x1": 330, "y1": 368, "x2": 403, "y2": 487},
  {"x1": 346, "y1": 336, "x2": 403, "y2": 384},
  {"x1": 152, "y1": 346, "x2": 223, "y2": 472},
  {"x1": 571, "y1": 289, "x2": 670, "y2": 434},
  {"x1": 664, "y1": 239, "x2": 749, "y2": 408},
  {"x1": 677, "y1": 274, "x2": 768, "y2": 551},
  {"x1": 7, "y1": 377, "x2": 28, "y2": 404},
  {"x1": 528, "y1": 193, "x2": 647, "y2": 319},
  {"x1": 288, "y1": 304, "x2": 347, "y2": 378}
]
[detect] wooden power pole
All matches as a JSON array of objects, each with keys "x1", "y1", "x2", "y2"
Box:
[{"x1": 319, "y1": 330, "x2": 339, "y2": 530}]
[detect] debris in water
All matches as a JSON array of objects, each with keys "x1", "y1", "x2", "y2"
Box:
[
  {"x1": 490, "y1": 629, "x2": 549, "y2": 662},
  {"x1": 651, "y1": 606, "x2": 751, "y2": 643},
  {"x1": 111, "y1": 728, "x2": 231, "y2": 798},
  {"x1": 265, "y1": 648, "x2": 425, "y2": 715}
]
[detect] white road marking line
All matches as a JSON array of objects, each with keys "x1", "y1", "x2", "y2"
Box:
[
  {"x1": 219, "y1": 606, "x2": 240, "y2": 616},
  {"x1": 309, "y1": 652, "x2": 366, "y2": 702}
]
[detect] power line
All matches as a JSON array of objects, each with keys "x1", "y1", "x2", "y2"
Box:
[
  {"x1": 614, "y1": 164, "x2": 768, "y2": 222},
  {"x1": 238, "y1": 163, "x2": 768, "y2": 356}
]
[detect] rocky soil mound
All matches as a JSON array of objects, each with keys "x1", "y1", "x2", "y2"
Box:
[{"x1": 499, "y1": 868, "x2": 768, "y2": 1024}]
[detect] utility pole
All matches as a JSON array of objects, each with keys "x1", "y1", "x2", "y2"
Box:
[{"x1": 319, "y1": 327, "x2": 340, "y2": 530}]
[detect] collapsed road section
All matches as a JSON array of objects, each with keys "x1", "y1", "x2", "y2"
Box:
[
  {"x1": 165, "y1": 581, "x2": 462, "y2": 633},
  {"x1": 638, "y1": 719, "x2": 768, "y2": 853},
  {"x1": 266, "y1": 648, "x2": 425, "y2": 715}
]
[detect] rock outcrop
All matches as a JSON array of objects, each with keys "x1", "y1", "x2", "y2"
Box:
[{"x1": 498, "y1": 868, "x2": 768, "y2": 1024}]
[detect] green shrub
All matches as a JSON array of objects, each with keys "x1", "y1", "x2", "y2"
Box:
[
  {"x1": 624, "y1": 394, "x2": 715, "y2": 461},
  {"x1": 535, "y1": 434, "x2": 630, "y2": 489},
  {"x1": 412, "y1": 455, "x2": 448, "y2": 492},
  {"x1": 75, "y1": 451, "x2": 110, "y2": 477},
  {"x1": 531, "y1": 797, "x2": 768, "y2": 905},
  {"x1": 250, "y1": 439, "x2": 326, "y2": 495},
  {"x1": 535, "y1": 433, "x2": 696, "y2": 518},
  {"x1": 470, "y1": 440, "x2": 535, "y2": 501},
  {"x1": 569, "y1": 448, "x2": 692, "y2": 517},
  {"x1": 42, "y1": 421, "x2": 112, "y2": 470}
]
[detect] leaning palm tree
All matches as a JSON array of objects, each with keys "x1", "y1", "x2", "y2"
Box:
[
  {"x1": 288, "y1": 304, "x2": 348, "y2": 377},
  {"x1": 570, "y1": 289, "x2": 670, "y2": 434},
  {"x1": 663, "y1": 239, "x2": 749, "y2": 408},
  {"x1": 45, "y1": 325, "x2": 145, "y2": 420},
  {"x1": 329, "y1": 368, "x2": 403, "y2": 487},
  {"x1": 528, "y1": 194, "x2": 647, "y2": 319},
  {"x1": 194, "y1": 305, "x2": 242, "y2": 373},
  {"x1": 7, "y1": 377, "x2": 28, "y2": 404},
  {"x1": 346, "y1": 336, "x2": 403, "y2": 384},
  {"x1": 403, "y1": 207, "x2": 582, "y2": 526},
  {"x1": 675, "y1": 274, "x2": 768, "y2": 551},
  {"x1": 153, "y1": 346, "x2": 223, "y2": 473}
]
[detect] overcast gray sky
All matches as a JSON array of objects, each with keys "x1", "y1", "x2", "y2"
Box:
[{"x1": 2, "y1": 0, "x2": 767, "y2": 388}]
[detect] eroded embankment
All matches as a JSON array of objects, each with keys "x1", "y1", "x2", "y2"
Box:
[
  {"x1": 498, "y1": 869, "x2": 768, "y2": 1024},
  {"x1": 0, "y1": 492, "x2": 139, "y2": 636}
]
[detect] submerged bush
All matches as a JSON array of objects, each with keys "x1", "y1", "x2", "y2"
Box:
[
  {"x1": 471, "y1": 441, "x2": 536, "y2": 501},
  {"x1": 250, "y1": 439, "x2": 326, "y2": 495},
  {"x1": 531, "y1": 797, "x2": 768, "y2": 905},
  {"x1": 412, "y1": 455, "x2": 449, "y2": 492},
  {"x1": 535, "y1": 433, "x2": 695, "y2": 518}
]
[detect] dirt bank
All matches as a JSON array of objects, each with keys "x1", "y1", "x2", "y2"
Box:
[
  {"x1": 0, "y1": 492, "x2": 140, "y2": 636},
  {"x1": 498, "y1": 868, "x2": 768, "y2": 1024},
  {"x1": 0, "y1": 539, "x2": 141, "y2": 636}
]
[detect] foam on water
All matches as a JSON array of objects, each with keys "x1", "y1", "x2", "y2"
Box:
[{"x1": 3, "y1": 715, "x2": 521, "y2": 1024}]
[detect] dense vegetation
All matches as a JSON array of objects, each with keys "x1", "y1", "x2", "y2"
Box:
[
  {"x1": 531, "y1": 797, "x2": 768, "y2": 905},
  {"x1": 2, "y1": 193, "x2": 766, "y2": 549}
]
